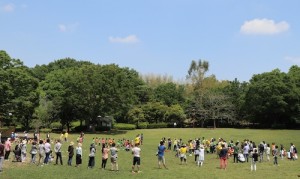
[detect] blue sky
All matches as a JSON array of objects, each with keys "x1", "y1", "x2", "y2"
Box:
[{"x1": 1, "y1": 0, "x2": 299, "y2": 82}]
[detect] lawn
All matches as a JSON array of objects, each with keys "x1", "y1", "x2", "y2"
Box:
[{"x1": 1, "y1": 128, "x2": 300, "y2": 179}]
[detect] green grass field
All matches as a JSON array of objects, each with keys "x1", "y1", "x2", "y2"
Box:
[{"x1": 1, "y1": 128, "x2": 300, "y2": 179}]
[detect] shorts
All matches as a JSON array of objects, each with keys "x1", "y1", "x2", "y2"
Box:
[
  {"x1": 180, "y1": 154, "x2": 187, "y2": 159},
  {"x1": 111, "y1": 156, "x2": 117, "y2": 163},
  {"x1": 158, "y1": 156, "x2": 165, "y2": 163},
  {"x1": 133, "y1": 157, "x2": 140, "y2": 165}
]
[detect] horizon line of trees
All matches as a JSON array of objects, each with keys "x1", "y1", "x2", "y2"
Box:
[{"x1": 0, "y1": 50, "x2": 299, "y2": 131}]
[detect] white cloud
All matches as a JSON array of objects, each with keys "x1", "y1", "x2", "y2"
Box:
[
  {"x1": 109, "y1": 35, "x2": 139, "y2": 44},
  {"x1": 2, "y1": 3, "x2": 15, "y2": 12},
  {"x1": 285, "y1": 56, "x2": 300, "y2": 64},
  {"x1": 58, "y1": 23, "x2": 79, "y2": 32},
  {"x1": 240, "y1": 18, "x2": 289, "y2": 35}
]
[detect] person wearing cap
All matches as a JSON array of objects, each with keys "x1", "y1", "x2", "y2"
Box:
[
  {"x1": 67, "y1": 142, "x2": 74, "y2": 166},
  {"x1": 179, "y1": 144, "x2": 187, "y2": 165},
  {"x1": 21, "y1": 140, "x2": 27, "y2": 162},
  {"x1": 197, "y1": 145, "x2": 205, "y2": 167}
]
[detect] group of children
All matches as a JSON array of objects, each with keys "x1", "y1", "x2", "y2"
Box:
[{"x1": 161, "y1": 137, "x2": 298, "y2": 171}]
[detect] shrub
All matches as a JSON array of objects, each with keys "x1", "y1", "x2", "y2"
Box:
[
  {"x1": 114, "y1": 123, "x2": 136, "y2": 130},
  {"x1": 137, "y1": 122, "x2": 148, "y2": 129},
  {"x1": 50, "y1": 122, "x2": 61, "y2": 129},
  {"x1": 147, "y1": 122, "x2": 168, "y2": 129},
  {"x1": 39, "y1": 128, "x2": 52, "y2": 133}
]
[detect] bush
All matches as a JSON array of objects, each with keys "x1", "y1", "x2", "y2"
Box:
[
  {"x1": 50, "y1": 122, "x2": 61, "y2": 129},
  {"x1": 147, "y1": 122, "x2": 168, "y2": 129},
  {"x1": 39, "y1": 128, "x2": 52, "y2": 133},
  {"x1": 114, "y1": 123, "x2": 136, "y2": 130},
  {"x1": 137, "y1": 122, "x2": 148, "y2": 129}
]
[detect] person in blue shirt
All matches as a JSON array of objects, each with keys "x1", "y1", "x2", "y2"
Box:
[{"x1": 157, "y1": 141, "x2": 168, "y2": 169}]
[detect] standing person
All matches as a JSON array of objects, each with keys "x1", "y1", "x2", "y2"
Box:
[
  {"x1": 233, "y1": 142, "x2": 239, "y2": 163},
  {"x1": 88, "y1": 143, "x2": 96, "y2": 169},
  {"x1": 0, "y1": 140, "x2": 5, "y2": 173},
  {"x1": 157, "y1": 141, "x2": 168, "y2": 169},
  {"x1": 219, "y1": 144, "x2": 228, "y2": 170},
  {"x1": 110, "y1": 143, "x2": 118, "y2": 171},
  {"x1": 243, "y1": 143, "x2": 250, "y2": 162},
  {"x1": 67, "y1": 142, "x2": 74, "y2": 166},
  {"x1": 101, "y1": 143, "x2": 109, "y2": 170},
  {"x1": 251, "y1": 149, "x2": 258, "y2": 171},
  {"x1": 44, "y1": 139, "x2": 51, "y2": 164},
  {"x1": 290, "y1": 143, "x2": 295, "y2": 161},
  {"x1": 37, "y1": 140, "x2": 45, "y2": 166},
  {"x1": 75, "y1": 143, "x2": 82, "y2": 167},
  {"x1": 4, "y1": 138, "x2": 11, "y2": 160},
  {"x1": 266, "y1": 144, "x2": 271, "y2": 161},
  {"x1": 179, "y1": 144, "x2": 187, "y2": 165},
  {"x1": 54, "y1": 140, "x2": 63, "y2": 165},
  {"x1": 140, "y1": 133, "x2": 143, "y2": 145},
  {"x1": 273, "y1": 145, "x2": 279, "y2": 166},
  {"x1": 258, "y1": 142, "x2": 264, "y2": 162},
  {"x1": 21, "y1": 140, "x2": 27, "y2": 162},
  {"x1": 64, "y1": 132, "x2": 68, "y2": 142},
  {"x1": 46, "y1": 132, "x2": 50, "y2": 140},
  {"x1": 30, "y1": 141, "x2": 38, "y2": 164},
  {"x1": 197, "y1": 145, "x2": 205, "y2": 167},
  {"x1": 131, "y1": 143, "x2": 141, "y2": 173},
  {"x1": 194, "y1": 146, "x2": 200, "y2": 163}
]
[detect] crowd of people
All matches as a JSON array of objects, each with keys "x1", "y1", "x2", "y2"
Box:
[
  {"x1": 0, "y1": 132, "x2": 298, "y2": 175},
  {"x1": 159, "y1": 137, "x2": 298, "y2": 171}
]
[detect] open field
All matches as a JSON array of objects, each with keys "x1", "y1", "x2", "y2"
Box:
[{"x1": 1, "y1": 128, "x2": 300, "y2": 179}]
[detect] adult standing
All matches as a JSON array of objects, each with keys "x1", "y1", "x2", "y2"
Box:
[
  {"x1": 44, "y1": 139, "x2": 51, "y2": 164},
  {"x1": 251, "y1": 149, "x2": 258, "y2": 171},
  {"x1": 4, "y1": 138, "x2": 11, "y2": 160},
  {"x1": 30, "y1": 141, "x2": 38, "y2": 164},
  {"x1": 131, "y1": 143, "x2": 141, "y2": 173},
  {"x1": 198, "y1": 145, "x2": 205, "y2": 167},
  {"x1": 233, "y1": 142, "x2": 239, "y2": 163},
  {"x1": 0, "y1": 140, "x2": 4, "y2": 173},
  {"x1": 75, "y1": 143, "x2": 82, "y2": 167},
  {"x1": 37, "y1": 140, "x2": 45, "y2": 166},
  {"x1": 88, "y1": 143, "x2": 96, "y2": 169},
  {"x1": 219, "y1": 144, "x2": 228, "y2": 170},
  {"x1": 67, "y1": 142, "x2": 74, "y2": 166},
  {"x1": 54, "y1": 140, "x2": 63, "y2": 165},
  {"x1": 157, "y1": 141, "x2": 168, "y2": 169},
  {"x1": 20, "y1": 140, "x2": 27, "y2": 162},
  {"x1": 110, "y1": 143, "x2": 118, "y2": 171},
  {"x1": 273, "y1": 145, "x2": 279, "y2": 165},
  {"x1": 101, "y1": 143, "x2": 109, "y2": 170},
  {"x1": 290, "y1": 143, "x2": 295, "y2": 161},
  {"x1": 243, "y1": 143, "x2": 250, "y2": 162}
]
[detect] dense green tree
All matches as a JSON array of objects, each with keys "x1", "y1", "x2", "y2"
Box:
[
  {"x1": 0, "y1": 50, "x2": 39, "y2": 129},
  {"x1": 244, "y1": 69, "x2": 297, "y2": 127},
  {"x1": 153, "y1": 82, "x2": 185, "y2": 106}
]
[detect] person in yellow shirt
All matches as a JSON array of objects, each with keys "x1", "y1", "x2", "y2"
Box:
[
  {"x1": 134, "y1": 135, "x2": 140, "y2": 145},
  {"x1": 64, "y1": 132, "x2": 68, "y2": 142},
  {"x1": 179, "y1": 144, "x2": 187, "y2": 164}
]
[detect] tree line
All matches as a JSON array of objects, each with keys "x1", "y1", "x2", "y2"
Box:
[{"x1": 0, "y1": 50, "x2": 299, "y2": 131}]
